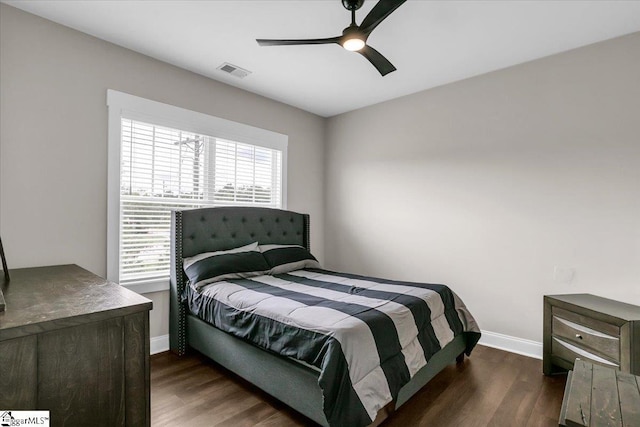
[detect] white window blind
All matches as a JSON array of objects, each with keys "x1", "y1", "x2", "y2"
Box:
[{"x1": 118, "y1": 118, "x2": 283, "y2": 285}]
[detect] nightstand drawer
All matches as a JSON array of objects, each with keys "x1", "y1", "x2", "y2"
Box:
[
  {"x1": 552, "y1": 306, "x2": 619, "y2": 337},
  {"x1": 552, "y1": 315, "x2": 619, "y2": 362},
  {"x1": 552, "y1": 337, "x2": 619, "y2": 369}
]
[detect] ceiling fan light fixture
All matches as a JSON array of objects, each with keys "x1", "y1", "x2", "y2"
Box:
[
  {"x1": 341, "y1": 25, "x2": 366, "y2": 51},
  {"x1": 342, "y1": 37, "x2": 365, "y2": 51}
]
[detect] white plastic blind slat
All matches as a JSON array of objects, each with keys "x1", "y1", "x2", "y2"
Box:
[{"x1": 119, "y1": 118, "x2": 283, "y2": 283}]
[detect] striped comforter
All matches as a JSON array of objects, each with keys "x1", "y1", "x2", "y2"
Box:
[{"x1": 185, "y1": 268, "x2": 481, "y2": 427}]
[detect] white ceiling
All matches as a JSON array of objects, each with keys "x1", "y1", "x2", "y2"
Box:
[{"x1": 5, "y1": 0, "x2": 640, "y2": 117}]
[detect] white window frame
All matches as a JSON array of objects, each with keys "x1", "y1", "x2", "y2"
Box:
[{"x1": 107, "y1": 90, "x2": 288, "y2": 293}]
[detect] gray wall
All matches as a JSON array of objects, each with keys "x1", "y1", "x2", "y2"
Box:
[
  {"x1": 0, "y1": 4, "x2": 325, "y2": 339},
  {"x1": 325, "y1": 32, "x2": 640, "y2": 343}
]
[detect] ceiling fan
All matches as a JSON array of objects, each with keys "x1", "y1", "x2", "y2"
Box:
[{"x1": 256, "y1": 0, "x2": 407, "y2": 76}]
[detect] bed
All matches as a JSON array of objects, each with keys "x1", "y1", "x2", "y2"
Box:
[{"x1": 170, "y1": 206, "x2": 480, "y2": 426}]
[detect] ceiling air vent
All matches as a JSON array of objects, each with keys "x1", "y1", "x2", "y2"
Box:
[{"x1": 217, "y1": 63, "x2": 252, "y2": 79}]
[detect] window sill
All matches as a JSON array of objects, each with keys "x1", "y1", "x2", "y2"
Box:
[{"x1": 121, "y1": 278, "x2": 169, "y2": 294}]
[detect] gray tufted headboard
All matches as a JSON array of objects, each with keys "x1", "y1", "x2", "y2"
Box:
[{"x1": 169, "y1": 206, "x2": 310, "y2": 355}]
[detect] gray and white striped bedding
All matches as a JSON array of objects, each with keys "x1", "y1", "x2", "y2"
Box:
[{"x1": 185, "y1": 268, "x2": 481, "y2": 427}]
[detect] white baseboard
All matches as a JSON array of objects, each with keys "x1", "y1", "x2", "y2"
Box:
[
  {"x1": 150, "y1": 334, "x2": 170, "y2": 355},
  {"x1": 478, "y1": 330, "x2": 542, "y2": 359}
]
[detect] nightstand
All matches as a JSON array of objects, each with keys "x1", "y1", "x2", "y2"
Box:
[{"x1": 543, "y1": 294, "x2": 640, "y2": 376}]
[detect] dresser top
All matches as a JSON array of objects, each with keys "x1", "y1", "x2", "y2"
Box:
[
  {"x1": 0, "y1": 264, "x2": 152, "y2": 341},
  {"x1": 546, "y1": 293, "x2": 640, "y2": 321}
]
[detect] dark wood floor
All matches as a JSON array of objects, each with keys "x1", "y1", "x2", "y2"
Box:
[{"x1": 151, "y1": 345, "x2": 567, "y2": 426}]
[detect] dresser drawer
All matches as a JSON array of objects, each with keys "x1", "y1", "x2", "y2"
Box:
[
  {"x1": 551, "y1": 337, "x2": 619, "y2": 370},
  {"x1": 552, "y1": 314, "x2": 620, "y2": 362}
]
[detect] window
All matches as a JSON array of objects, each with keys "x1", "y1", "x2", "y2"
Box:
[{"x1": 107, "y1": 90, "x2": 287, "y2": 292}]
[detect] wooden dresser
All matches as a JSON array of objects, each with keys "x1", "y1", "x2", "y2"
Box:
[
  {"x1": 543, "y1": 294, "x2": 640, "y2": 376},
  {"x1": 0, "y1": 265, "x2": 152, "y2": 426}
]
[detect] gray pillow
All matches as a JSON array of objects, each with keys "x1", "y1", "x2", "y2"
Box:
[
  {"x1": 259, "y1": 244, "x2": 320, "y2": 275},
  {"x1": 184, "y1": 243, "x2": 269, "y2": 290}
]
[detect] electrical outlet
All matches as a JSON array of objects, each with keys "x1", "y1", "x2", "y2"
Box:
[{"x1": 554, "y1": 266, "x2": 575, "y2": 284}]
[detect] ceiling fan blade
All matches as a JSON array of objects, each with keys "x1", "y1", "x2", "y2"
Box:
[
  {"x1": 257, "y1": 36, "x2": 341, "y2": 47},
  {"x1": 357, "y1": 45, "x2": 396, "y2": 76},
  {"x1": 360, "y1": 0, "x2": 407, "y2": 35}
]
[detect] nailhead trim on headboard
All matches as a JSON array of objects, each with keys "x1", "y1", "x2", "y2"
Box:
[
  {"x1": 169, "y1": 210, "x2": 187, "y2": 356},
  {"x1": 303, "y1": 213, "x2": 311, "y2": 252},
  {"x1": 175, "y1": 211, "x2": 186, "y2": 356}
]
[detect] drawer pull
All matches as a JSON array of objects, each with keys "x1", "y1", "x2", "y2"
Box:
[{"x1": 575, "y1": 334, "x2": 583, "y2": 340}]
